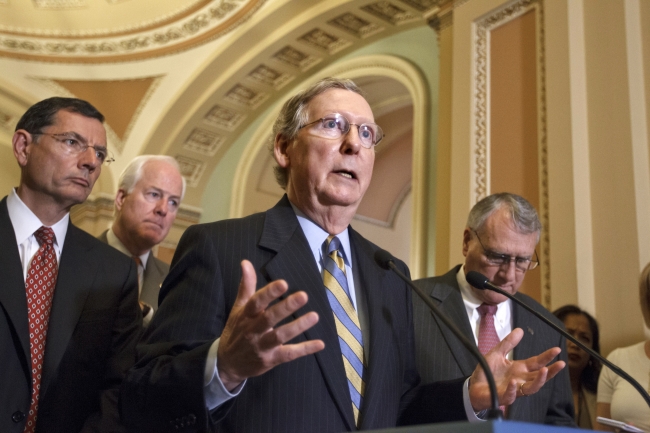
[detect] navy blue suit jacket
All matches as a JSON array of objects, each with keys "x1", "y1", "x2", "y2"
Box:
[
  {"x1": 0, "y1": 197, "x2": 142, "y2": 433},
  {"x1": 413, "y1": 266, "x2": 574, "y2": 425},
  {"x1": 122, "y1": 196, "x2": 466, "y2": 432}
]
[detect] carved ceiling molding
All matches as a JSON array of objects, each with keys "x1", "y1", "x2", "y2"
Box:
[
  {"x1": 164, "y1": 0, "x2": 443, "y2": 198},
  {"x1": 0, "y1": 0, "x2": 265, "y2": 62},
  {"x1": 25, "y1": 75, "x2": 164, "y2": 154},
  {"x1": 472, "y1": 0, "x2": 550, "y2": 306}
]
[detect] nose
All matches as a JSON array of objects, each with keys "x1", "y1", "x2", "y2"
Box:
[
  {"x1": 341, "y1": 125, "x2": 363, "y2": 154},
  {"x1": 154, "y1": 198, "x2": 169, "y2": 216},
  {"x1": 78, "y1": 146, "x2": 100, "y2": 171},
  {"x1": 498, "y1": 259, "x2": 518, "y2": 281}
]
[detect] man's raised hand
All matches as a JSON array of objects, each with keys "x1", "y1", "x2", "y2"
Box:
[{"x1": 217, "y1": 260, "x2": 325, "y2": 391}]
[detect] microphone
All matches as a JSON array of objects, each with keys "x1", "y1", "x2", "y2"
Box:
[
  {"x1": 375, "y1": 249, "x2": 503, "y2": 420},
  {"x1": 466, "y1": 270, "x2": 650, "y2": 408}
]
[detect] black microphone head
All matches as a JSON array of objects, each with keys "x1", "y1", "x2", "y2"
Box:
[
  {"x1": 374, "y1": 249, "x2": 394, "y2": 270},
  {"x1": 466, "y1": 271, "x2": 490, "y2": 290}
]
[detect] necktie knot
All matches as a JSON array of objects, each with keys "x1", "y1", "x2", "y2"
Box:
[
  {"x1": 34, "y1": 226, "x2": 55, "y2": 246},
  {"x1": 477, "y1": 303, "x2": 498, "y2": 317},
  {"x1": 132, "y1": 256, "x2": 143, "y2": 268},
  {"x1": 327, "y1": 235, "x2": 342, "y2": 255}
]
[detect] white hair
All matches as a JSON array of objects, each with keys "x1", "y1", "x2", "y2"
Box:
[{"x1": 118, "y1": 155, "x2": 186, "y2": 200}]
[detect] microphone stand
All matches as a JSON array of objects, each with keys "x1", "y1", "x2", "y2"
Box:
[
  {"x1": 376, "y1": 252, "x2": 503, "y2": 420},
  {"x1": 466, "y1": 270, "x2": 650, "y2": 408}
]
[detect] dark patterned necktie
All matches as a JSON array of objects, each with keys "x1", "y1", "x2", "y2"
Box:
[
  {"x1": 323, "y1": 235, "x2": 366, "y2": 427},
  {"x1": 24, "y1": 226, "x2": 58, "y2": 433},
  {"x1": 477, "y1": 302, "x2": 505, "y2": 414}
]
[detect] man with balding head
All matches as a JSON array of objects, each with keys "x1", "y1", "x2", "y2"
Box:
[
  {"x1": 122, "y1": 80, "x2": 566, "y2": 432},
  {"x1": 412, "y1": 192, "x2": 574, "y2": 425},
  {"x1": 99, "y1": 155, "x2": 185, "y2": 325}
]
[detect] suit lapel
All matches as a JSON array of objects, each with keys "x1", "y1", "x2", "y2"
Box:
[
  {"x1": 41, "y1": 222, "x2": 95, "y2": 397},
  {"x1": 428, "y1": 267, "x2": 477, "y2": 376},
  {"x1": 0, "y1": 198, "x2": 32, "y2": 378},
  {"x1": 141, "y1": 254, "x2": 166, "y2": 308},
  {"x1": 258, "y1": 196, "x2": 355, "y2": 430}
]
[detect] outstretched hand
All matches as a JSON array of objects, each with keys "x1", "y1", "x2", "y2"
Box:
[
  {"x1": 217, "y1": 260, "x2": 325, "y2": 391},
  {"x1": 469, "y1": 328, "x2": 566, "y2": 411}
]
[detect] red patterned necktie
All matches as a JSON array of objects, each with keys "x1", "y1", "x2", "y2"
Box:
[
  {"x1": 23, "y1": 226, "x2": 58, "y2": 433},
  {"x1": 477, "y1": 303, "x2": 505, "y2": 414},
  {"x1": 477, "y1": 303, "x2": 500, "y2": 355}
]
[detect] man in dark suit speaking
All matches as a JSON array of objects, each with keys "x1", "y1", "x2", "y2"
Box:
[
  {"x1": 412, "y1": 192, "x2": 574, "y2": 425},
  {"x1": 0, "y1": 98, "x2": 142, "y2": 432},
  {"x1": 122, "y1": 79, "x2": 566, "y2": 432}
]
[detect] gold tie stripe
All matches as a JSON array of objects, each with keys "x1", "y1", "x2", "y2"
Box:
[{"x1": 323, "y1": 235, "x2": 366, "y2": 428}]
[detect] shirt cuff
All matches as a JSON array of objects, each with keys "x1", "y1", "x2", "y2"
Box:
[
  {"x1": 204, "y1": 337, "x2": 246, "y2": 410},
  {"x1": 463, "y1": 377, "x2": 487, "y2": 422}
]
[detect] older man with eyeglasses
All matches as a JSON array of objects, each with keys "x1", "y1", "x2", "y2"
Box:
[
  {"x1": 412, "y1": 192, "x2": 574, "y2": 426},
  {"x1": 122, "y1": 81, "x2": 567, "y2": 433}
]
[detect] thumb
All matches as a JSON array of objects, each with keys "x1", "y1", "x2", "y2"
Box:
[
  {"x1": 492, "y1": 328, "x2": 524, "y2": 356},
  {"x1": 234, "y1": 259, "x2": 257, "y2": 307}
]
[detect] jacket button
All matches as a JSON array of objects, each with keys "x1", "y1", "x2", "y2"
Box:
[{"x1": 12, "y1": 411, "x2": 26, "y2": 423}]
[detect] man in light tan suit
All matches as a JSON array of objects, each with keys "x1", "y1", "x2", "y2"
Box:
[{"x1": 99, "y1": 155, "x2": 185, "y2": 325}]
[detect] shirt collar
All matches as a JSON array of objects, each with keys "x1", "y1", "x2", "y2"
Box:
[
  {"x1": 106, "y1": 228, "x2": 149, "y2": 269},
  {"x1": 290, "y1": 202, "x2": 351, "y2": 267},
  {"x1": 7, "y1": 188, "x2": 68, "y2": 253}
]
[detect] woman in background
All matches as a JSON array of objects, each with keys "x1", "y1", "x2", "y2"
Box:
[
  {"x1": 553, "y1": 305, "x2": 601, "y2": 429},
  {"x1": 595, "y1": 262, "x2": 650, "y2": 431}
]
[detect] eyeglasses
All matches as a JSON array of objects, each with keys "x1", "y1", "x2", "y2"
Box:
[
  {"x1": 473, "y1": 230, "x2": 539, "y2": 272},
  {"x1": 31, "y1": 132, "x2": 115, "y2": 166},
  {"x1": 299, "y1": 113, "x2": 384, "y2": 148}
]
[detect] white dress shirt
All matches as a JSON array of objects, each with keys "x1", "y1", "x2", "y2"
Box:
[
  {"x1": 7, "y1": 188, "x2": 68, "y2": 276},
  {"x1": 456, "y1": 265, "x2": 513, "y2": 350}
]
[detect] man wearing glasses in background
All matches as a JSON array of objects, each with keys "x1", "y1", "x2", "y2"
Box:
[
  {"x1": 0, "y1": 97, "x2": 141, "y2": 432},
  {"x1": 412, "y1": 192, "x2": 574, "y2": 425},
  {"x1": 122, "y1": 81, "x2": 566, "y2": 432}
]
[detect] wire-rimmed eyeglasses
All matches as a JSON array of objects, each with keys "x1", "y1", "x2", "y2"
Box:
[
  {"x1": 473, "y1": 230, "x2": 539, "y2": 272},
  {"x1": 31, "y1": 132, "x2": 115, "y2": 166},
  {"x1": 299, "y1": 113, "x2": 384, "y2": 148}
]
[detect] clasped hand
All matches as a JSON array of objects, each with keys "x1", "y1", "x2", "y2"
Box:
[{"x1": 217, "y1": 260, "x2": 325, "y2": 391}]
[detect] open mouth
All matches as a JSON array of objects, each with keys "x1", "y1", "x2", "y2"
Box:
[{"x1": 335, "y1": 170, "x2": 355, "y2": 179}]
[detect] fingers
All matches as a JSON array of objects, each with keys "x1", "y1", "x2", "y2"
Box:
[
  {"x1": 544, "y1": 360, "x2": 566, "y2": 380},
  {"x1": 520, "y1": 367, "x2": 548, "y2": 396},
  {"x1": 524, "y1": 346, "x2": 562, "y2": 370},
  {"x1": 234, "y1": 260, "x2": 262, "y2": 308},
  {"x1": 495, "y1": 328, "x2": 524, "y2": 355}
]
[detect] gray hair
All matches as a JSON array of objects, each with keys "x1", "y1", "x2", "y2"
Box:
[
  {"x1": 270, "y1": 77, "x2": 365, "y2": 189},
  {"x1": 118, "y1": 155, "x2": 186, "y2": 200},
  {"x1": 467, "y1": 192, "x2": 541, "y2": 239}
]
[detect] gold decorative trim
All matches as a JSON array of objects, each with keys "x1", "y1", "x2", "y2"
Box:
[
  {"x1": 175, "y1": 154, "x2": 205, "y2": 188},
  {"x1": 2, "y1": 1, "x2": 209, "y2": 37},
  {"x1": 473, "y1": 0, "x2": 550, "y2": 307},
  {"x1": 0, "y1": 0, "x2": 265, "y2": 63},
  {"x1": 26, "y1": 75, "x2": 163, "y2": 155},
  {"x1": 361, "y1": 2, "x2": 420, "y2": 25}
]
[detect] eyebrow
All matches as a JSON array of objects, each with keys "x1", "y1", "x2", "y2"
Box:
[{"x1": 61, "y1": 131, "x2": 108, "y2": 152}]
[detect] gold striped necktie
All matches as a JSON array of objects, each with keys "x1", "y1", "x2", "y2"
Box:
[{"x1": 323, "y1": 235, "x2": 366, "y2": 427}]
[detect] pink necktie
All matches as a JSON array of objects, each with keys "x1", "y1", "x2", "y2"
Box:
[
  {"x1": 477, "y1": 303, "x2": 500, "y2": 355},
  {"x1": 24, "y1": 227, "x2": 58, "y2": 433},
  {"x1": 477, "y1": 303, "x2": 506, "y2": 414}
]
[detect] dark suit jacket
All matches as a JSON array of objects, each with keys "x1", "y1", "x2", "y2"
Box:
[
  {"x1": 0, "y1": 198, "x2": 142, "y2": 433},
  {"x1": 98, "y1": 230, "x2": 169, "y2": 314},
  {"x1": 412, "y1": 265, "x2": 575, "y2": 425},
  {"x1": 121, "y1": 196, "x2": 466, "y2": 433}
]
